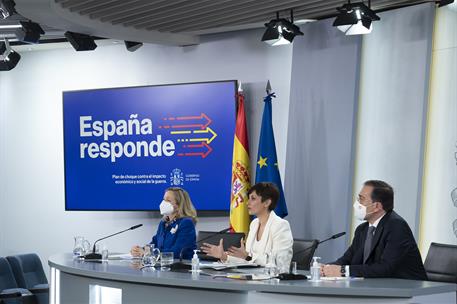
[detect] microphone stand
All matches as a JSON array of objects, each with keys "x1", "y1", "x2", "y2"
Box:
[
  {"x1": 84, "y1": 224, "x2": 143, "y2": 260},
  {"x1": 294, "y1": 232, "x2": 346, "y2": 257}
]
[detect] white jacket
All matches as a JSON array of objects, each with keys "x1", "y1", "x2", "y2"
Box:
[{"x1": 227, "y1": 211, "x2": 293, "y2": 266}]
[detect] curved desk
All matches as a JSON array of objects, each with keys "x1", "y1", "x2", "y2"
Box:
[{"x1": 49, "y1": 254, "x2": 456, "y2": 304}]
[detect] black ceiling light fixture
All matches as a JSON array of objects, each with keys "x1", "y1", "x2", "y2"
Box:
[
  {"x1": 64, "y1": 31, "x2": 97, "y2": 51},
  {"x1": 262, "y1": 10, "x2": 303, "y2": 46},
  {"x1": 0, "y1": 0, "x2": 15, "y2": 19},
  {"x1": 124, "y1": 41, "x2": 143, "y2": 52},
  {"x1": 15, "y1": 21, "x2": 45, "y2": 44},
  {"x1": 437, "y1": 0, "x2": 454, "y2": 6},
  {"x1": 0, "y1": 39, "x2": 20, "y2": 71},
  {"x1": 333, "y1": 0, "x2": 380, "y2": 35}
]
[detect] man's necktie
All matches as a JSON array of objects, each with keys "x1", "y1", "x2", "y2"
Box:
[{"x1": 363, "y1": 226, "x2": 376, "y2": 263}]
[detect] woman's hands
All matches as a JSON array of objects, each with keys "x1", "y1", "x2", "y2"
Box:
[
  {"x1": 227, "y1": 238, "x2": 249, "y2": 259},
  {"x1": 201, "y1": 239, "x2": 228, "y2": 262},
  {"x1": 201, "y1": 238, "x2": 249, "y2": 262},
  {"x1": 130, "y1": 245, "x2": 144, "y2": 257}
]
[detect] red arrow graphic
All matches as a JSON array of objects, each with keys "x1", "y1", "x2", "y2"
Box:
[
  {"x1": 177, "y1": 142, "x2": 213, "y2": 158},
  {"x1": 159, "y1": 113, "x2": 212, "y2": 130}
]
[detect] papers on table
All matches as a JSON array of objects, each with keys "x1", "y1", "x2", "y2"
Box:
[
  {"x1": 225, "y1": 274, "x2": 272, "y2": 280},
  {"x1": 319, "y1": 276, "x2": 364, "y2": 281},
  {"x1": 108, "y1": 253, "x2": 141, "y2": 260},
  {"x1": 197, "y1": 261, "x2": 258, "y2": 270},
  {"x1": 199, "y1": 269, "x2": 272, "y2": 280}
]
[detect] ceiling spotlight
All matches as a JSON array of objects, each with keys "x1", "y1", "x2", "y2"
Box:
[
  {"x1": 15, "y1": 21, "x2": 45, "y2": 44},
  {"x1": 0, "y1": 0, "x2": 15, "y2": 19},
  {"x1": 124, "y1": 41, "x2": 143, "y2": 52},
  {"x1": 64, "y1": 31, "x2": 97, "y2": 51},
  {"x1": 0, "y1": 39, "x2": 20, "y2": 71},
  {"x1": 262, "y1": 10, "x2": 303, "y2": 46},
  {"x1": 333, "y1": 1, "x2": 380, "y2": 35}
]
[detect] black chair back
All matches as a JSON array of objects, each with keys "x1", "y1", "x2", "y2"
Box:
[
  {"x1": 6, "y1": 254, "x2": 49, "y2": 304},
  {"x1": 0, "y1": 257, "x2": 35, "y2": 304},
  {"x1": 292, "y1": 239, "x2": 318, "y2": 270},
  {"x1": 0, "y1": 257, "x2": 18, "y2": 292},
  {"x1": 6, "y1": 254, "x2": 48, "y2": 289},
  {"x1": 424, "y1": 242, "x2": 457, "y2": 283}
]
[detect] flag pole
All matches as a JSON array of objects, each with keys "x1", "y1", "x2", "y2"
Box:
[
  {"x1": 255, "y1": 82, "x2": 288, "y2": 218},
  {"x1": 229, "y1": 81, "x2": 251, "y2": 234},
  {"x1": 266, "y1": 80, "x2": 272, "y2": 95}
]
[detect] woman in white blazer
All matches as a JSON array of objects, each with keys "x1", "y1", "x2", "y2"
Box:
[{"x1": 201, "y1": 182, "x2": 293, "y2": 268}]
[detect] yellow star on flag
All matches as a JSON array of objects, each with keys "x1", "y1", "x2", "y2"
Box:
[{"x1": 257, "y1": 156, "x2": 268, "y2": 168}]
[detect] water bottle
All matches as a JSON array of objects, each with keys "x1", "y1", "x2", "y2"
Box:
[
  {"x1": 191, "y1": 250, "x2": 200, "y2": 273},
  {"x1": 310, "y1": 256, "x2": 321, "y2": 282}
]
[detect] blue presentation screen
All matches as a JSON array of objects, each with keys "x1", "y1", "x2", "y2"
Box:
[{"x1": 63, "y1": 81, "x2": 236, "y2": 211}]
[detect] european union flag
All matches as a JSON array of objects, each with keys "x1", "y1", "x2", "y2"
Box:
[{"x1": 255, "y1": 93, "x2": 288, "y2": 218}]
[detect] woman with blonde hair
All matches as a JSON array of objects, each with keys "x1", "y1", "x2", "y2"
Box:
[{"x1": 131, "y1": 187, "x2": 198, "y2": 259}]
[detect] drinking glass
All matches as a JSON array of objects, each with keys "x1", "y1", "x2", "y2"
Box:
[
  {"x1": 264, "y1": 252, "x2": 277, "y2": 277},
  {"x1": 275, "y1": 252, "x2": 290, "y2": 274},
  {"x1": 290, "y1": 261, "x2": 298, "y2": 275},
  {"x1": 160, "y1": 252, "x2": 174, "y2": 271},
  {"x1": 101, "y1": 244, "x2": 109, "y2": 261}
]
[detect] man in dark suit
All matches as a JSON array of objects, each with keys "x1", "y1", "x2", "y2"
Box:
[{"x1": 322, "y1": 180, "x2": 427, "y2": 280}]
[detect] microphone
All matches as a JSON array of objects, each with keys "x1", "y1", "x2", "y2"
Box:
[
  {"x1": 319, "y1": 232, "x2": 346, "y2": 244},
  {"x1": 294, "y1": 232, "x2": 346, "y2": 257},
  {"x1": 84, "y1": 224, "x2": 143, "y2": 260},
  {"x1": 179, "y1": 227, "x2": 231, "y2": 262}
]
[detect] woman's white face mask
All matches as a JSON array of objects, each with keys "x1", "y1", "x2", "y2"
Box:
[{"x1": 159, "y1": 200, "x2": 174, "y2": 215}]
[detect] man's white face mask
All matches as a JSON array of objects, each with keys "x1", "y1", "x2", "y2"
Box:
[
  {"x1": 159, "y1": 200, "x2": 174, "y2": 216},
  {"x1": 353, "y1": 201, "x2": 367, "y2": 221},
  {"x1": 353, "y1": 199, "x2": 378, "y2": 221}
]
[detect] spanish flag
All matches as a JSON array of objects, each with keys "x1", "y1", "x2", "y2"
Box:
[{"x1": 229, "y1": 91, "x2": 251, "y2": 235}]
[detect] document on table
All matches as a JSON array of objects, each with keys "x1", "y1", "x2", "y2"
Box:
[
  {"x1": 198, "y1": 261, "x2": 258, "y2": 270},
  {"x1": 319, "y1": 276, "x2": 364, "y2": 281},
  {"x1": 108, "y1": 253, "x2": 141, "y2": 260},
  {"x1": 225, "y1": 274, "x2": 272, "y2": 280},
  {"x1": 200, "y1": 270, "x2": 271, "y2": 280}
]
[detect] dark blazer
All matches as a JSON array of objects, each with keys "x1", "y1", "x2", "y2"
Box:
[
  {"x1": 334, "y1": 210, "x2": 427, "y2": 280},
  {"x1": 151, "y1": 217, "x2": 196, "y2": 260}
]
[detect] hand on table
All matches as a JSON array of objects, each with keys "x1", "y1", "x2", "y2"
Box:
[
  {"x1": 321, "y1": 264, "x2": 342, "y2": 277},
  {"x1": 130, "y1": 245, "x2": 144, "y2": 257}
]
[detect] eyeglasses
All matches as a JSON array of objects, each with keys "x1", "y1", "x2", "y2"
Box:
[{"x1": 356, "y1": 196, "x2": 373, "y2": 205}]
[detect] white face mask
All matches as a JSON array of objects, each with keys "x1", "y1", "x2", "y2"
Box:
[
  {"x1": 353, "y1": 201, "x2": 367, "y2": 221},
  {"x1": 159, "y1": 200, "x2": 174, "y2": 215}
]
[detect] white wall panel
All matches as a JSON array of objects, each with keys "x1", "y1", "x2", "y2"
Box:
[
  {"x1": 419, "y1": 4, "x2": 457, "y2": 253},
  {"x1": 352, "y1": 3, "x2": 435, "y2": 240}
]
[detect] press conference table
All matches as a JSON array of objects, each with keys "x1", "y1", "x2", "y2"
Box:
[{"x1": 48, "y1": 254, "x2": 457, "y2": 304}]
